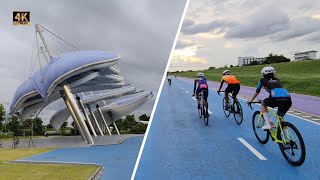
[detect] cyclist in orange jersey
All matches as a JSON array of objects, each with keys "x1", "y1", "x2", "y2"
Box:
[{"x1": 217, "y1": 70, "x2": 240, "y2": 109}]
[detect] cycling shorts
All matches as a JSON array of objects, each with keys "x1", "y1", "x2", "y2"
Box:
[
  {"x1": 262, "y1": 97, "x2": 292, "y2": 116},
  {"x1": 196, "y1": 87, "x2": 208, "y2": 101},
  {"x1": 225, "y1": 83, "x2": 240, "y2": 97}
]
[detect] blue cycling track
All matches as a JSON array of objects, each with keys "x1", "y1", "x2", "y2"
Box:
[
  {"x1": 19, "y1": 136, "x2": 143, "y2": 180},
  {"x1": 134, "y1": 77, "x2": 320, "y2": 179}
]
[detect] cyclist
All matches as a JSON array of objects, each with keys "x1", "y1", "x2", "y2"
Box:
[
  {"x1": 192, "y1": 72, "x2": 209, "y2": 112},
  {"x1": 248, "y1": 66, "x2": 292, "y2": 130},
  {"x1": 217, "y1": 70, "x2": 240, "y2": 110}
]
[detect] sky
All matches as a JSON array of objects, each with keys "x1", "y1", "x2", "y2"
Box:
[
  {"x1": 169, "y1": 0, "x2": 320, "y2": 71},
  {"x1": 0, "y1": 0, "x2": 187, "y2": 124}
]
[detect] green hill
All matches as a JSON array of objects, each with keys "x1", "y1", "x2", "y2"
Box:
[{"x1": 172, "y1": 60, "x2": 320, "y2": 96}]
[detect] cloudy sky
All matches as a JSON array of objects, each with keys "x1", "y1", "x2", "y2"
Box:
[
  {"x1": 0, "y1": 0, "x2": 187, "y2": 124},
  {"x1": 170, "y1": 0, "x2": 320, "y2": 71}
]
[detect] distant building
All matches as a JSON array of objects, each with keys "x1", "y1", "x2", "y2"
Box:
[
  {"x1": 294, "y1": 50, "x2": 317, "y2": 61},
  {"x1": 238, "y1": 56, "x2": 266, "y2": 66}
]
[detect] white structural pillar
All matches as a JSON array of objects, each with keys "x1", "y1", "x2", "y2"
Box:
[
  {"x1": 76, "y1": 96, "x2": 97, "y2": 137},
  {"x1": 63, "y1": 96, "x2": 86, "y2": 142},
  {"x1": 62, "y1": 84, "x2": 94, "y2": 144},
  {"x1": 96, "y1": 104, "x2": 112, "y2": 136},
  {"x1": 107, "y1": 111, "x2": 120, "y2": 135},
  {"x1": 87, "y1": 105, "x2": 104, "y2": 136}
]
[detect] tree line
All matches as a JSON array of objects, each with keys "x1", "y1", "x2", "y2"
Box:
[{"x1": 0, "y1": 103, "x2": 150, "y2": 138}]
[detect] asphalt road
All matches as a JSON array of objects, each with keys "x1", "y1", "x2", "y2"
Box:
[
  {"x1": 18, "y1": 136, "x2": 143, "y2": 180},
  {"x1": 134, "y1": 77, "x2": 320, "y2": 179}
]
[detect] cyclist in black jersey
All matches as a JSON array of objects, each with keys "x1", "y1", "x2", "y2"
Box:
[{"x1": 248, "y1": 66, "x2": 292, "y2": 130}]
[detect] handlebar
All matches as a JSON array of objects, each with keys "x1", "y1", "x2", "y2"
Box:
[
  {"x1": 247, "y1": 100, "x2": 261, "y2": 110},
  {"x1": 217, "y1": 90, "x2": 224, "y2": 96}
]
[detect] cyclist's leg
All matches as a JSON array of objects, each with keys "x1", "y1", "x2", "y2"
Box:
[
  {"x1": 261, "y1": 98, "x2": 275, "y2": 129},
  {"x1": 225, "y1": 85, "x2": 232, "y2": 104},
  {"x1": 203, "y1": 89, "x2": 209, "y2": 110},
  {"x1": 196, "y1": 88, "x2": 201, "y2": 109},
  {"x1": 232, "y1": 84, "x2": 240, "y2": 102}
]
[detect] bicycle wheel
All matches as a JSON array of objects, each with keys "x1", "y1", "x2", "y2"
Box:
[
  {"x1": 233, "y1": 102, "x2": 243, "y2": 124},
  {"x1": 222, "y1": 98, "x2": 231, "y2": 117},
  {"x1": 203, "y1": 104, "x2": 209, "y2": 126},
  {"x1": 252, "y1": 111, "x2": 269, "y2": 144},
  {"x1": 277, "y1": 121, "x2": 306, "y2": 166}
]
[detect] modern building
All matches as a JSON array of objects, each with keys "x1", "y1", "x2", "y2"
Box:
[
  {"x1": 294, "y1": 50, "x2": 317, "y2": 61},
  {"x1": 238, "y1": 56, "x2": 266, "y2": 66}
]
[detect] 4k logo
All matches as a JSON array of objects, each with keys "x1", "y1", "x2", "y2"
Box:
[{"x1": 13, "y1": 11, "x2": 30, "y2": 25}]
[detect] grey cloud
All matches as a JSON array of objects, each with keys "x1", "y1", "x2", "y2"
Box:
[
  {"x1": 269, "y1": 17, "x2": 320, "y2": 42},
  {"x1": 181, "y1": 19, "x2": 235, "y2": 35},
  {"x1": 175, "y1": 39, "x2": 197, "y2": 49},
  {"x1": 226, "y1": 6, "x2": 289, "y2": 39}
]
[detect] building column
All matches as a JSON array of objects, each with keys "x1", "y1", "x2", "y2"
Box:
[
  {"x1": 63, "y1": 95, "x2": 86, "y2": 142},
  {"x1": 62, "y1": 84, "x2": 94, "y2": 144},
  {"x1": 76, "y1": 96, "x2": 97, "y2": 137},
  {"x1": 87, "y1": 104, "x2": 104, "y2": 136},
  {"x1": 107, "y1": 111, "x2": 120, "y2": 135},
  {"x1": 96, "y1": 104, "x2": 112, "y2": 136}
]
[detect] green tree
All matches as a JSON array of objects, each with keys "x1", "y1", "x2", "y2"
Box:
[
  {"x1": 7, "y1": 113, "x2": 21, "y2": 135},
  {"x1": 46, "y1": 124, "x2": 53, "y2": 129},
  {"x1": 264, "y1": 53, "x2": 290, "y2": 64},
  {"x1": 33, "y1": 117, "x2": 44, "y2": 135},
  {"x1": 60, "y1": 122, "x2": 68, "y2": 135},
  {"x1": 123, "y1": 115, "x2": 137, "y2": 131},
  {"x1": 249, "y1": 60, "x2": 259, "y2": 65},
  {"x1": 0, "y1": 103, "x2": 5, "y2": 131},
  {"x1": 131, "y1": 123, "x2": 147, "y2": 134},
  {"x1": 139, "y1": 114, "x2": 150, "y2": 121}
]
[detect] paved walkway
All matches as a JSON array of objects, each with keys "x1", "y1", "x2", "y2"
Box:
[
  {"x1": 135, "y1": 78, "x2": 320, "y2": 179},
  {"x1": 16, "y1": 136, "x2": 143, "y2": 180},
  {"x1": 180, "y1": 77, "x2": 320, "y2": 120},
  {"x1": 1, "y1": 134, "x2": 142, "y2": 148}
]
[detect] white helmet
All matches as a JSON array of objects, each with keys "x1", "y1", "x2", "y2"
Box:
[
  {"x1": 223, "y1": 70, "x2": 231, "y2": 75},
  {"x1": 261, "y1": 66, "x2": 276, "y2": 75},
  {"x1": 197, "y1": 72, "x2": 204, "y2": 77}
]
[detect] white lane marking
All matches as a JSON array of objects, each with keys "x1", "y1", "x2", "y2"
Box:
[
  {"x1": 238, "y1": 138, "x2": 267, "y2": 160},
  {"x1": 294, "y1": 113, "x2": 301, "y2": 115},
  {"x1": 288, "y1": 111, "x2": 294, "y2": 113},
  {"x1": 208, "y1": 110, "x2": 213, "y2": 114},
  {"x1": 312, "y1": 118, "x2": 320, "y2": 121},
  {"x1": 286, "y1": 113, "x2": 320, "y2": 125},
  {"x1": 192, "y1": 97, "x2": 196, "y2": 101},
  {"x1": 302, "y1": 116, "x2": 311, "y2": 118}
]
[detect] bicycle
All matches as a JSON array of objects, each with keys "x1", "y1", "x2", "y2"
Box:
[
  {"x1": 196, "y1": 91, "x2": 209, "y2": 126},
  {"x1": 248, "y1": 101, "x2": 306, "y2": 166},
  {"x1": 218, "y1": 91, "x2": 243, "y2": 124}
]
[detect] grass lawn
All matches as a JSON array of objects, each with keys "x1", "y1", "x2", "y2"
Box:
[
  {"x1": 0, "y1": 135, "x2": 45, "y2": 142},
  {"x1": 0, "y1": 149, "x2": 100, "y2": 180},
  {"x1": 172, "y1": 60, "x2": 320, "y2": 96}
]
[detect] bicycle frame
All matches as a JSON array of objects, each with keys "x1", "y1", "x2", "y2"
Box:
[{"x1": 256, "y1": 110, "x2": 293, "y2": 144}]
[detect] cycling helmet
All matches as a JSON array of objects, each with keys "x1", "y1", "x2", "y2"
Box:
[
  {"x1": 197, "y1": 72, "x2": 204, "y2": 77},
  {"x1": 261, "y1": 66, "x2": 276, "y2": 75},
  {"x1": 223, "y1": 70, "x2": 231, "y2": 75}
]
